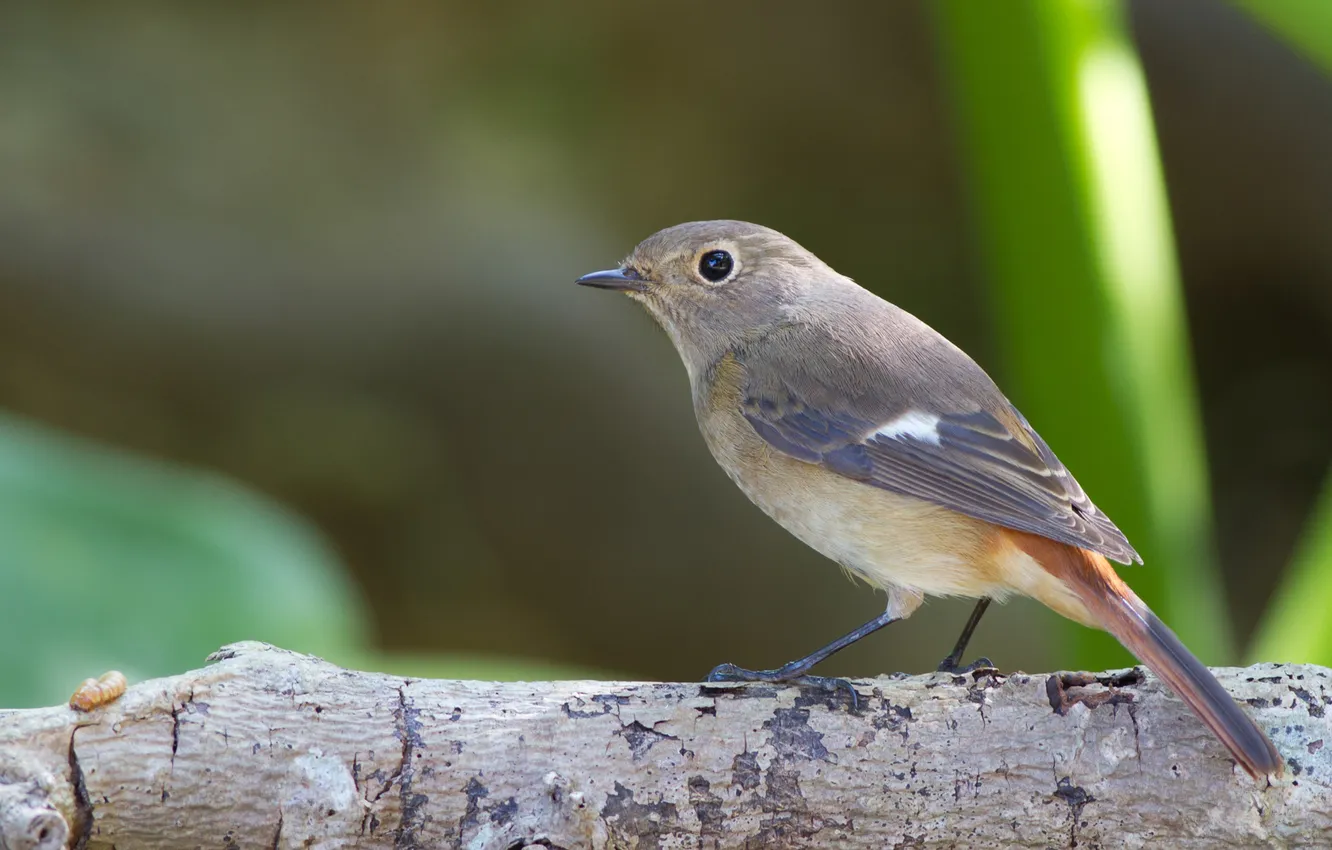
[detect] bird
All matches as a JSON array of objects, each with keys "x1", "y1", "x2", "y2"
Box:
[{"x1": 575, "y1": 219, "x2": 1282, "y2": 779}]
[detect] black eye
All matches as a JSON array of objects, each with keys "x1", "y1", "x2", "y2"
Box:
[{"x1": 698, "y1": 249, "x2": 734, "y2": 282}]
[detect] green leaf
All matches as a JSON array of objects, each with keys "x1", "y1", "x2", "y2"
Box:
[
  {"x1": 933, "y1": 0, "x2": 1231, "y2": 666},
  {"x1": 0, "y1": 413, "x2": 370, "y2": 707}
]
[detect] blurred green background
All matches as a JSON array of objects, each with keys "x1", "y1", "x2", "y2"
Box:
[{"x1": 2, "y1": 1, "x2": 1331, "y2": 708}]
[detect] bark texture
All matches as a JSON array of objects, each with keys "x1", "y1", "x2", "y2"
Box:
[{"x1": 0, "y1": 642, "x2": 1329, "y2": 849}]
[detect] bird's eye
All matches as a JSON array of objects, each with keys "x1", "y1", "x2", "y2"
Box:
[{"x1": 698, "y1": 250, "x2": 734, "y2": 282}]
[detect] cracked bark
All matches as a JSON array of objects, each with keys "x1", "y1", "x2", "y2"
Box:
[{"x1": 0, "y1": 643, "x2": 1330, "y2": 849}]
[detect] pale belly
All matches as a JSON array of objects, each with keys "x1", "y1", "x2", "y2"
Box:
[
  {"x1": 696, "y1": 399, "x2": 1091, "y2": 624},
  {"x1": 713, "y1": 422, "x2": 1002, "y2": 598}
]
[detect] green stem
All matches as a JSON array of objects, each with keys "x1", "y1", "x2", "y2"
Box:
[{"x1": 933, "y1": 0, "x2": 1231, "y2": 665}]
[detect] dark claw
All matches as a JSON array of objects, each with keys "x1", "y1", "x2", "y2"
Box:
[
  {"x1": 706, "y1": 662, "x2": 743, "y2": 683},
  {"x1": 704, "y1": 663, "x2": 861, "y2": 711},
  {"x1": 937, "y1": 655, "x2": 998, "y2": 675}
]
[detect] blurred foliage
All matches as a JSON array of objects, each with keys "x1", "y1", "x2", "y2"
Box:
[
  {"x1": 1234, "y1": 0, "x2": 1332, "y2": 667},
  {"x1": 0, "y1": 3, "x2": 1330, "y2": 702},
  {"x1": 0, "y1": 410, "x2": 606, "y2": 707},
  {"x1": 1249, "y1": 474, "x2": 1332, "y2": 664},
  {"x1": 935, "y1": 0, "x2": 1230, "y2": 667},
  {"x1": 1233, "y1": 0, "x2": 1332, "y2": 76},
  {"x1": 0, "y1": 413, "x2": 369, "y2": 707}
]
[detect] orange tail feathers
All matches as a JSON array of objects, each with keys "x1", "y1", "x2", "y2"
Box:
[{"x1": 1012, "y1": 532, "x2": 1283, "y2": 779}]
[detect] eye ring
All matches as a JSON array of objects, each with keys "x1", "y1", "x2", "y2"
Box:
[{"x1": 698, "y1": 249, "x2": 734, "y2": 283}]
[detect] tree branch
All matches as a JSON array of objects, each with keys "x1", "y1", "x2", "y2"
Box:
[{"x1": 2, "y1": 642, "x2": 1330, "y2": 849}]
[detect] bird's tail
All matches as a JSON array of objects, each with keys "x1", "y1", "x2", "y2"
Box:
[{"x1": 1012, "y1": 532, "x2": 1283, "y2": 779}]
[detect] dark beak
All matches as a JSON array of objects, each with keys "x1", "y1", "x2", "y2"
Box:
[{"x1": 575, "y1": 267, "x2": 648, "y2": 292}]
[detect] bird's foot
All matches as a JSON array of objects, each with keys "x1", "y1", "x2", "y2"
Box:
[
  {"x1": 936, "y1": 655, "x2": 998, "y2": 676},
  {"x1": 706, "y1": 662, "x2": 861, "y2": 711}
]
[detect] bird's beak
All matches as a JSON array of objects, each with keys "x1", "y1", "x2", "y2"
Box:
[{"x1": 575, "y1": 267, "x2": 648, "y2": 292}]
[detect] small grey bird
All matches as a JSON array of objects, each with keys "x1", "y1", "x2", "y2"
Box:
[{"x1": 576, "y1": 220, "x2": 1281, "y2": 779}]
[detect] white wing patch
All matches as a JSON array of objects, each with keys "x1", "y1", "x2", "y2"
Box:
[{"x1": 873, "y1": 411, "x2": 941, "y2": 445}]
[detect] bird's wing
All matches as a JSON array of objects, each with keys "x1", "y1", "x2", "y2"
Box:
[{"x1": 735, "y1": 336, "x2": 1142, "y2": 565}]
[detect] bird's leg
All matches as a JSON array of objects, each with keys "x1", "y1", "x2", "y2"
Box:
[
  {"x1": 706, "y1": 610, "x2": 900, "y2": 710},
  {"x1": 936, "y1": 597, "x2": 997, "y2": 673}
]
